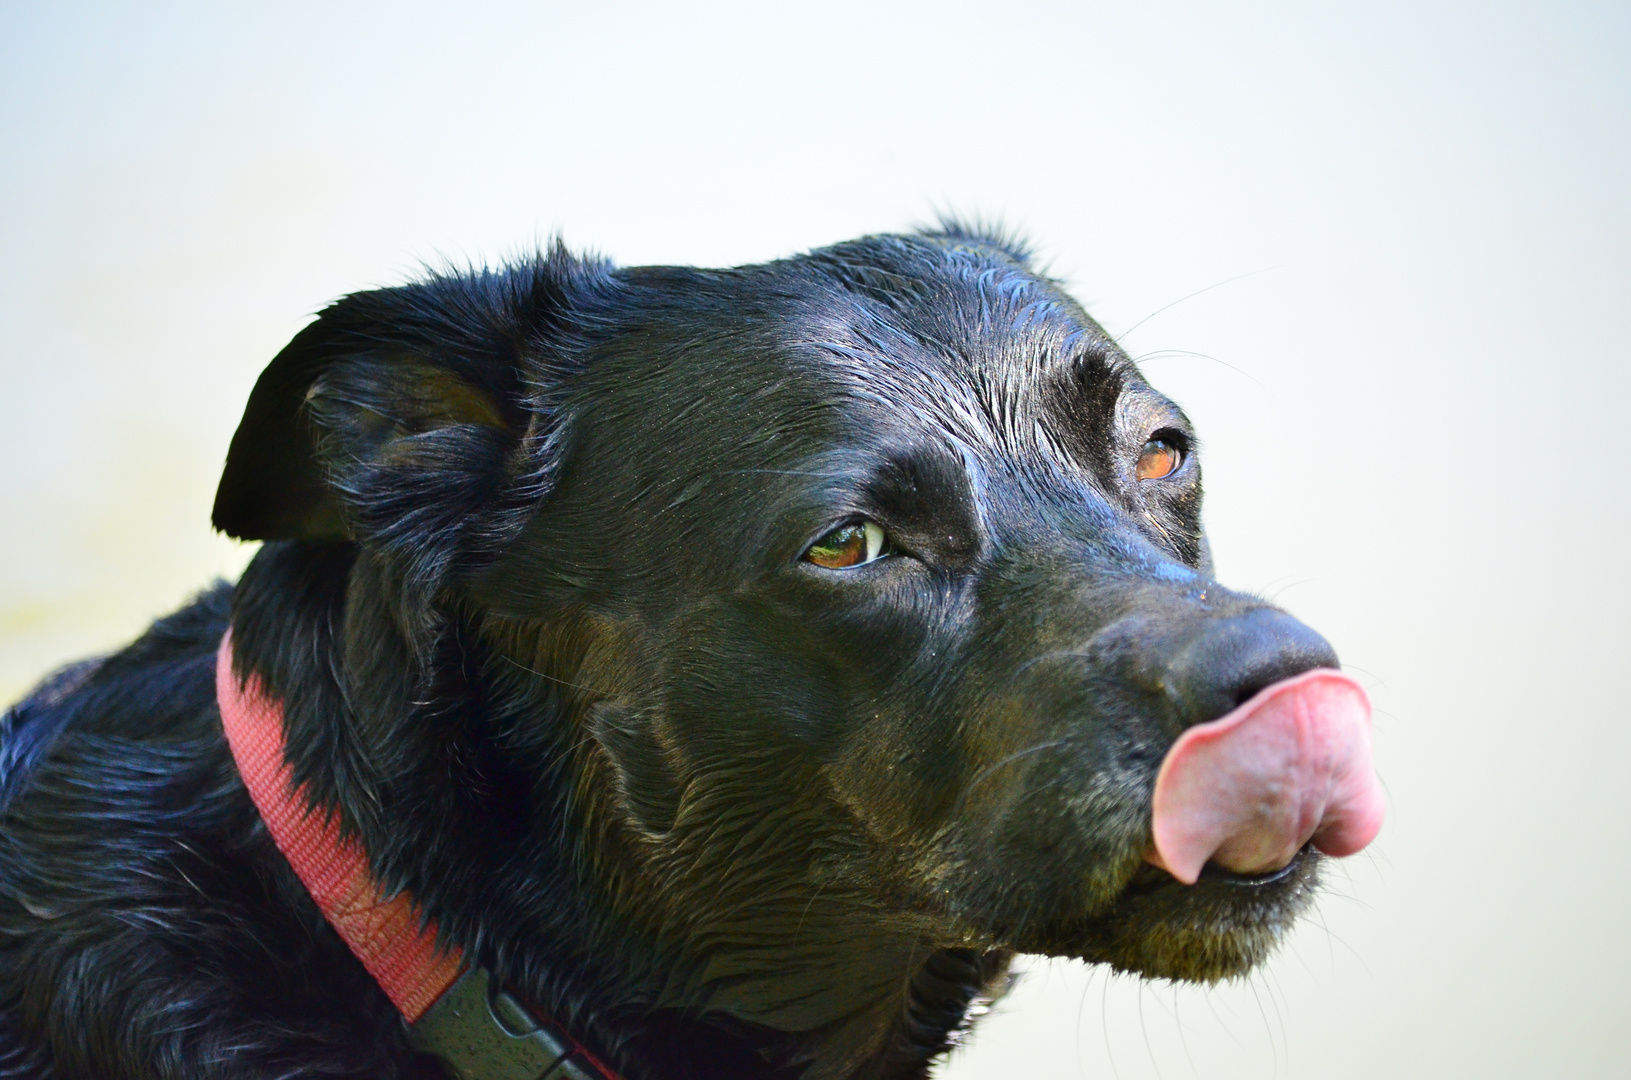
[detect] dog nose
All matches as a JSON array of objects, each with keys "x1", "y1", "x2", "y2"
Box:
[
  {"x1": 1143, "y1": 609, "x2": 1380, "y2": 883},
  {"x1": 1163, "y1": 608, "x2": 1340, "y2": 728}
]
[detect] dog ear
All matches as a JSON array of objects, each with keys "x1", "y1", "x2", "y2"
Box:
[{"x1": 213, "y1": 249, "x2": 613, "y2": 611}]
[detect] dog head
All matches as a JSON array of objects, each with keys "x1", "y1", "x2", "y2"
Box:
[{"x1": 216, "y1": 227, "x2": 1379, "y2": 1062}]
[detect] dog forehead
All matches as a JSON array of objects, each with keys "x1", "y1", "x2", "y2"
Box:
[
  {"x1": 795, "y1": 237, "x2": 1104, "y2": 367},
  {"x1": 776, "y1": 239, "x2": 1138, "y2": 447},
  {"x1": 587, "y1": 237, "x2": 1150, "y2": 474}
]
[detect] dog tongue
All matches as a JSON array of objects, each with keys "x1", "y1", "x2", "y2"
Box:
[{"x1": 1146, "y1": 669, "x2": 1384, "y2": 885}]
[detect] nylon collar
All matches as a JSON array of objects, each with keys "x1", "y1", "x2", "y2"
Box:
[{"x1": 216, "y1": 631, "x2": 624, "y2": 1080}]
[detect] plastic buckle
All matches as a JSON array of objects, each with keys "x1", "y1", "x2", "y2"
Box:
[{"x1": 410, "y1": 968, "x2": 601, "y2": 1080}]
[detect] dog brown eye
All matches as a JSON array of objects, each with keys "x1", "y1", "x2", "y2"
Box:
[
  {"x1": 805, "y1": 522, "x2": 888, "y2": 569},
  {"x1": 1137, "y1": 438, "x2": 1183, "y2": 481}
]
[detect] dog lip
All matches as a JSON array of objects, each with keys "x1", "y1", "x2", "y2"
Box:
[
  {"x1": 1194, "y1": 844, "x2": 1310, "y2": 887},
  {"x1": 1138, "y1": 843, "x2": 1311, "y2": 889}
]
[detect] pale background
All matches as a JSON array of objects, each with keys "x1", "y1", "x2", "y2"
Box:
[{"x1": 2, "y1": 3, "x2": 1627, "y2": 1077}]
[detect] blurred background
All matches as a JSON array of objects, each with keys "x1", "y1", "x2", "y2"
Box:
[{"x1": 2, "y1": 2, "x2": 1627, "y2": 1076}]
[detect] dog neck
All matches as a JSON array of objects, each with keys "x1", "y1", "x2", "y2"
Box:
[
  {"x1": 227, "y1": 540, "x2": 1005, "y2": 1080},
  {"x1": 217, "y1": 629, "x2": 630, "y2": 1079}
]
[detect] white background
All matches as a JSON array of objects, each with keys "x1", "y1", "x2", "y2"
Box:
[{"x1": 2, "y1": 3, "x2": 1627, "y2": 1076}]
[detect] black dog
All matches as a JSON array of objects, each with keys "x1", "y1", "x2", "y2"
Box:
[{"x1": 0, "y1": 225, "x2": 1381, "y2": 1079}]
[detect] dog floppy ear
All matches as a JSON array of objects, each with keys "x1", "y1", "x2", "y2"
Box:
[{"x1": 214, "y1": 248, "x2": 613, "y2": 608}]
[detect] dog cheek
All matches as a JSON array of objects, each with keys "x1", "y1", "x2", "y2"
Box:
[
  {"x1": 946, "y1": 754, "x2": 1153, "y2": 931},
  {"x1": 823, "y1": 725, "x2": 934, "y2": 850},
  {"x1": 586, "y1": 702, "x2": 684, "y2": 836}
]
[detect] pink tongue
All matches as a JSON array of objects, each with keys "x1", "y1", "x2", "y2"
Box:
[{"x1": 1146, "y1": 669, "x2": 1384, "y2": 885}]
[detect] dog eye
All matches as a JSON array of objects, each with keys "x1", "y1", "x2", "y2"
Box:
[
  {"x1": 804, "y1": 521, "x2": 889, "y2": 569},
  {"x1": 1136, "y1": 438, "x2": 1184, "y2": 481}
]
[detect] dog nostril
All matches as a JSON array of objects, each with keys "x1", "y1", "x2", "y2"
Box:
[{"x1": 1229, "y1": 670, "x2": 1288, "y2": 711}]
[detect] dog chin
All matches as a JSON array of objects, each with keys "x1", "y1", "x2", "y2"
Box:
[{"x1": 1021, "y1": 847, "x2": 1323, "y2": 983}]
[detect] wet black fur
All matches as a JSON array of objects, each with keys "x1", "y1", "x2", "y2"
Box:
[{"x1": 1, "y1": 225, "x2": 1340, "y2": 1079}]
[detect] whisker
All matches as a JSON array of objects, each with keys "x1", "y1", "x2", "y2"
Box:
[
  {"x1": 1264, "y1": 577, "x2": 1318, "y2": 603},
  {"x1": 1136, "y1": 981, "x2": 1158, "y2": 1075},
  {"x1": 1339, "y1": 663, "x2": 1389, "y2": 689},
  {"x1": 1115, "y1": 266, "x2": 1281, "y2": 342},
  {"x1": 1145, "y1": 510, "x2": 1178, "y2": 549},
  {"x1": 1131, "y1": 347, "x2": 1266, "y2": 388},
  {"x1": 1247, "y1": 977, "x2": 1279, "y2": 1080},
  {"x1": 1102, "y1": 972, "x2": 1122, "y2": 1080},
  {"x1": 950, "y1": 737, "x2": 1075, "y2": 819},
  {"x1": 498, "y1": 653, "x2": 599, "y2": 697},
  {"x1": 1007, "y1": 649, "x2": 1095, "y2": 684},
  {"x1": 1173, "y1": 985, "x2": 1200, "y2": 1080},
  {"x1": 1076, "y1": 962, "x2": 1094, "y2": 1077},
  {"x1": 1309, "y1": 915, "x2": 1375, "y2": 979},
  {"x1": 1263, "y1": 968, "x2": 1290, "y2": 1075},
  {"x1": 1204, "y1": 985, "x2": 1246, "y2": 1052},
  {"x1": 716, "y1": 469, "x2": 850, "y2": 478}
]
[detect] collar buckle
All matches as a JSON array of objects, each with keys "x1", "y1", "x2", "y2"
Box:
[{"x1": 411, "y1": 967, "x2": 607, "y2": 1080}]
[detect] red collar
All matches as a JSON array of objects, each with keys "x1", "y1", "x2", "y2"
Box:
[{"x1": 216, "y1": 630, "x2": 624, "y2": 1080}]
